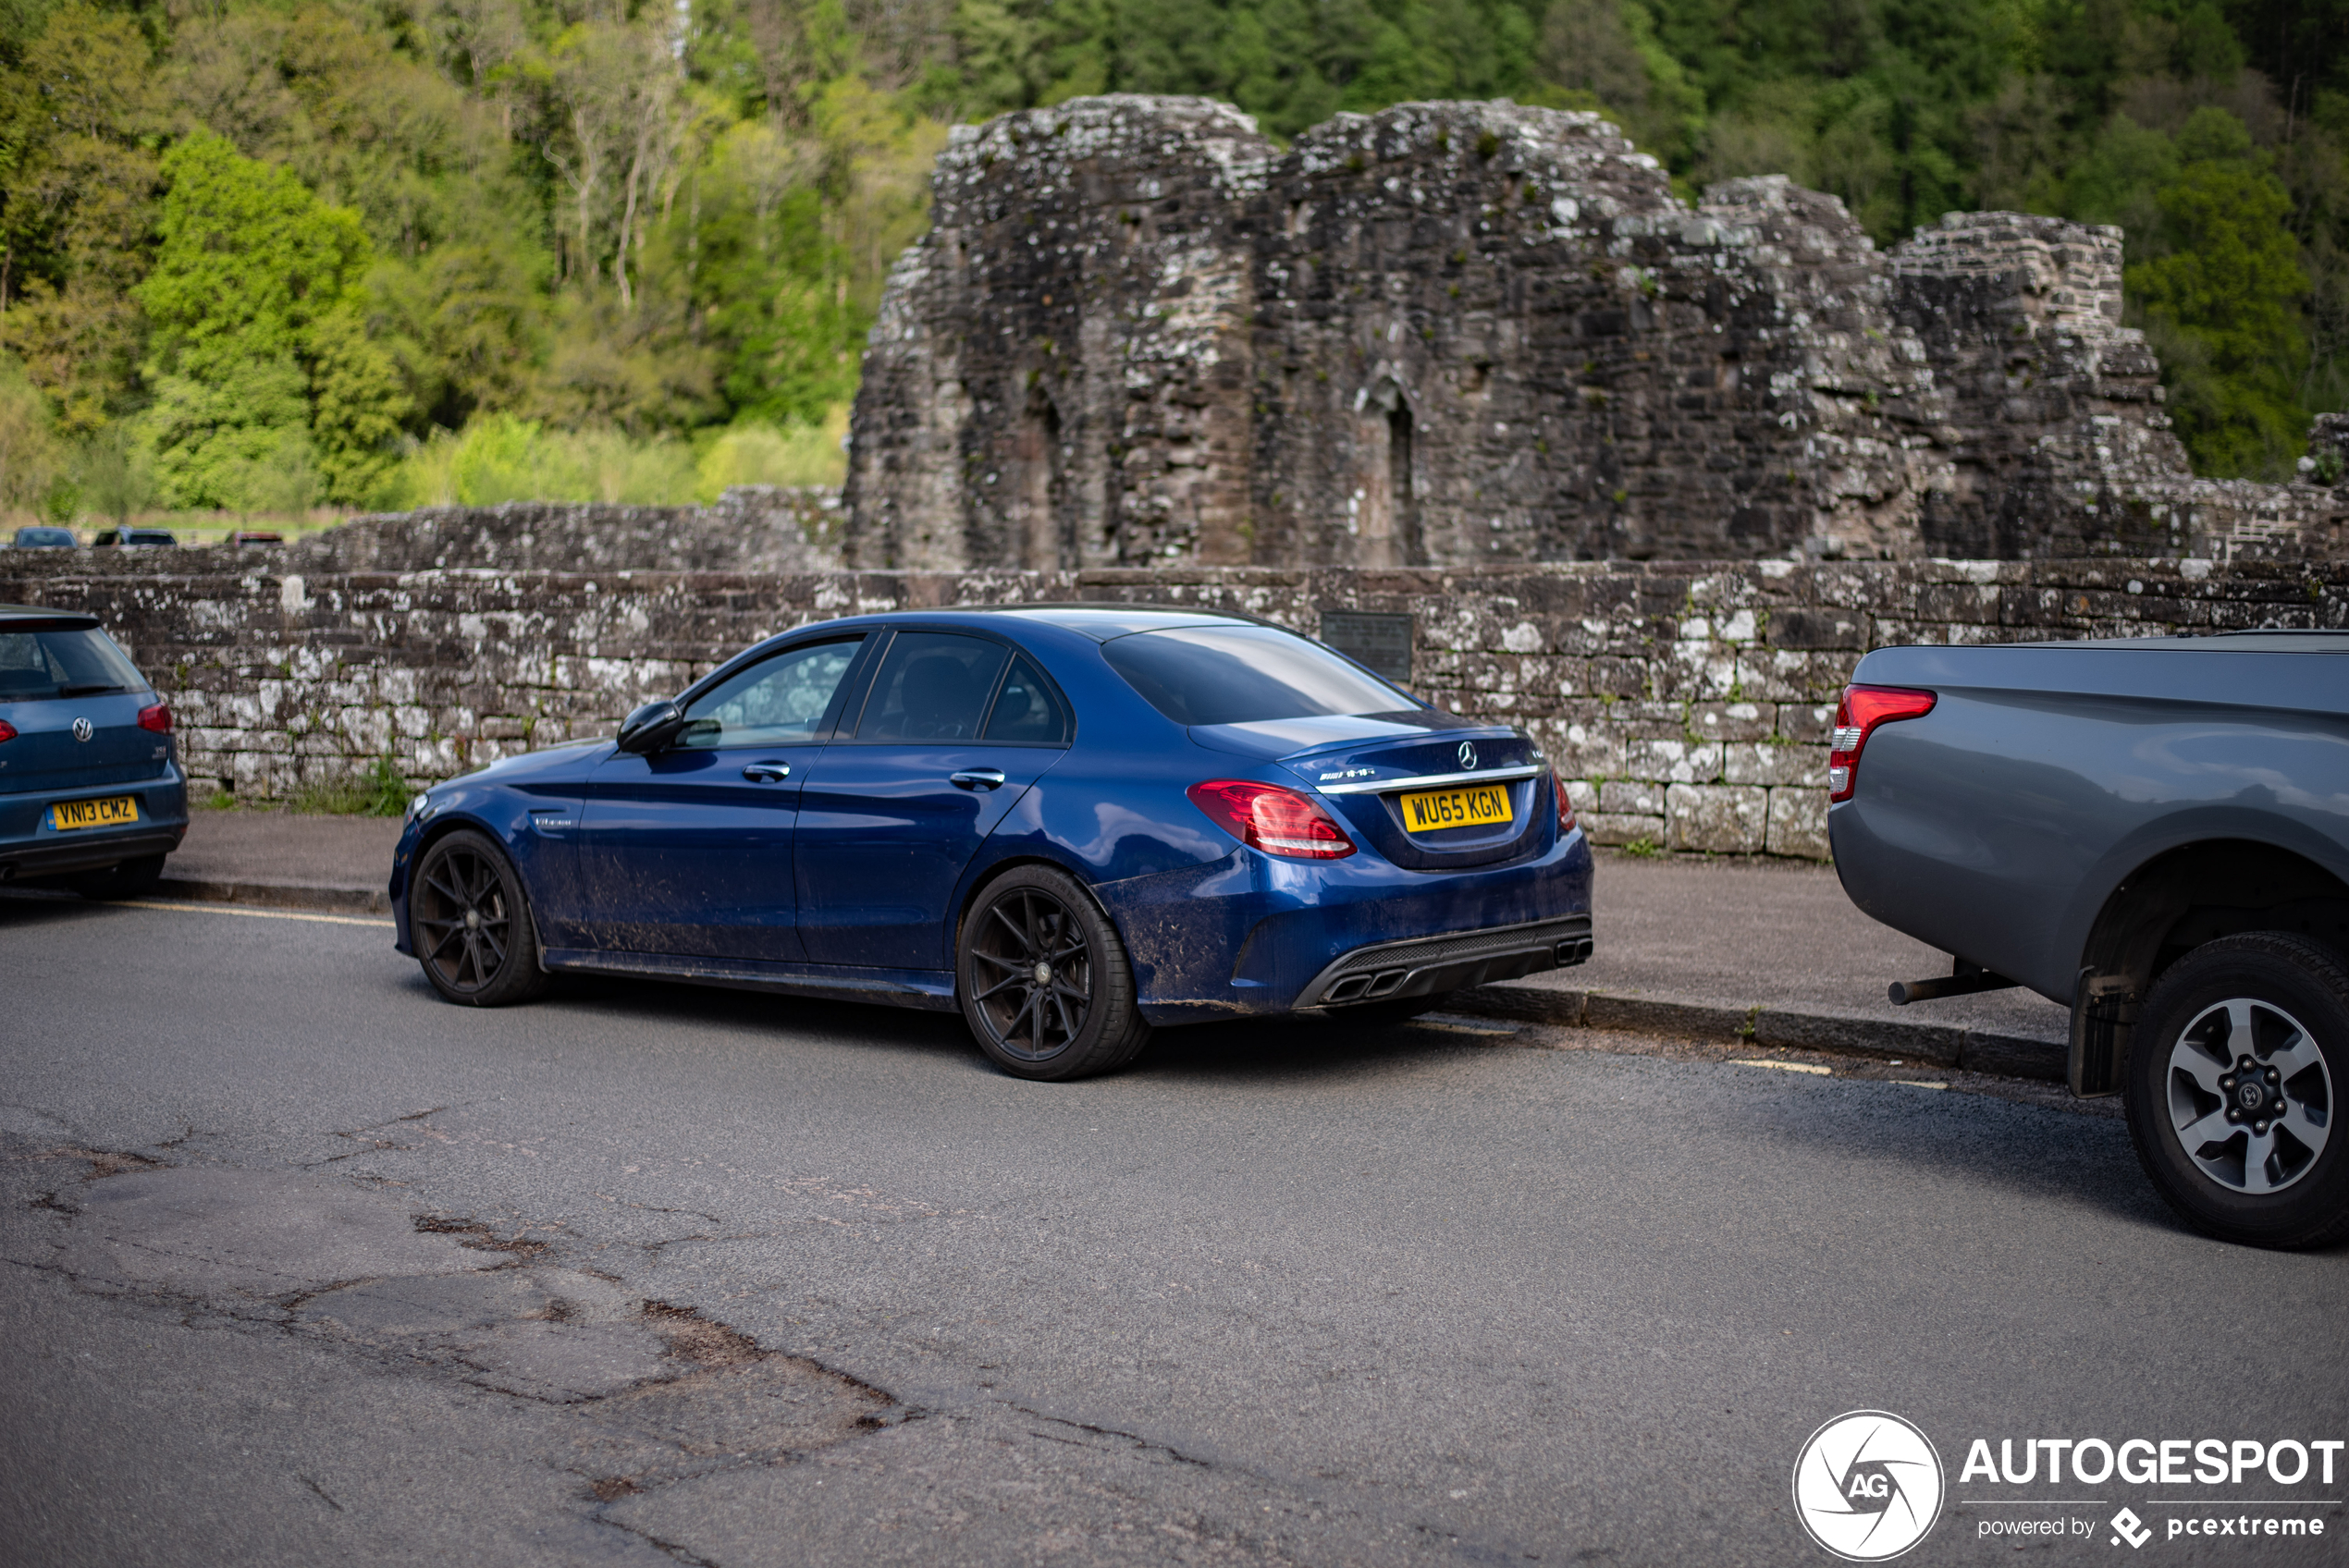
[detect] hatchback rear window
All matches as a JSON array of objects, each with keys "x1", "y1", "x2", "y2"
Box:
[
  {"x1": 1101, "y1": 625, "x2": 1414, "y2": 726},
  {"x1": 0, "y1": 626, "x2": 146, "y2": 701}
]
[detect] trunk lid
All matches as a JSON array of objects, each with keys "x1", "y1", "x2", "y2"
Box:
[
  {"x1": 0, "y1": 690, "x2": 168, "y2": 795},
  {"x1": 1189, "y1": 711, "x2": 1550, "y2": 870}
]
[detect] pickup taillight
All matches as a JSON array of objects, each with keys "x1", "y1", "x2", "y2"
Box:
[{"x1": 1828, "y1": 685, "x2": 1937, "y2": 802}]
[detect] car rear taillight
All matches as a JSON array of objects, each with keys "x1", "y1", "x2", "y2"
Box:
[
  {"x1": 1187, "y1": 780, "x2": 1357, "y2": 860},
  {"x1": 1828, "y1": 684, "x2": 1937, "y2": 802},
  {"x1": 1553, "y1": 767, "x2": 1579, "y2": 834},
  {"x1": 137, "y1": 702, "x2": 173, "y2": 734},
  {"x1": 0, "y1": 719, "x2": 15, "y2": 743}
]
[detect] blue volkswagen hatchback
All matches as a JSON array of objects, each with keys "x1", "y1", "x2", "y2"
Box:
[
  {"x1": 0, "y1": 606, "x2": 188, "y2": 896},
  {"x1": 391, "y1": 607, "x2": 1593, "y2": 1078}
]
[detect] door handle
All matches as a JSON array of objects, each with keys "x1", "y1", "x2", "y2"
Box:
[
  {"x1": 951, "y1": 768, "x2": 1007, "y2": 790},
  {"x1": 741, "y1": 761, "x2": 792, "y2": 783}
]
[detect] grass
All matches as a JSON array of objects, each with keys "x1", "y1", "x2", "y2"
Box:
[
  {"x1": 284, "y1": 756, "x2": 411, "y2": 816},
  {"x1": 1619, "y1": 836, "x2": 1664, "y2": 858}
]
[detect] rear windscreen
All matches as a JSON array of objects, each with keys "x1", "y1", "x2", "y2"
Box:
[
  {"x1": 1101, "y1": 625, "x2": 1414, "y2": 726},
  {"x1": 0, "y1": 627, "x2": 146, "y2": 701}
]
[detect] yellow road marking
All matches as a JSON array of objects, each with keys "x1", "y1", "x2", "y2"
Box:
[
  {"x1": 1732, "y1": 1059, "x2": 1831, "y2": 1075},
  {"x1": 117, "y1": 900, "x2": 392, "y2": 929},
  {"x1": 1892, "y1": 1079, "x2": 1949, "y2": 1090}
]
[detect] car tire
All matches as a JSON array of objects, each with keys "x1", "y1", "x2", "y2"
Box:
[
  {"x1": 1328, "y1": 990, "x2": 1457, "y2": 1030},
  {"x1": 2123, "y1": 932, "x2": 2349, "y2": 1250},
  {"x1": 409, "y1": 829, "x2": 549, "y2": 1008},
  {"x1": 68, "y1": 853, "x2": 165, "y2": 900},
  {"x1": 958, "y1": 864, "x2": 1150, "y2": 1082}
]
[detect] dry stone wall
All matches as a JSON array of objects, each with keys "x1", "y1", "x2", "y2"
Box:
[
  {"x1": 847, "y1": 96, "x2": 2349, "y2": 571},
  {"x1": 9, "y1": 537, "x2": 2343, "y2": 861}
]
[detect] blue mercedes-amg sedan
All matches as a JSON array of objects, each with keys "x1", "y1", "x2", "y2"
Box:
[{"x1": 391, "y1": 606, "x2": 1593, "y2": 1079}]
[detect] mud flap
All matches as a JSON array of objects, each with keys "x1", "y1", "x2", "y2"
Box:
[{"x1": 2068, "y1": 966, "x2": 2135, "y2": 1098}]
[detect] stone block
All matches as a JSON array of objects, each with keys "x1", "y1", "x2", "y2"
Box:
[
  {"x1": 1600, "y1": 779, "x2": 1666, "y2": 816},
  {"x1": 1625, "y1": 739, "x2": 1723, "y2": 785},
  {"x1": 1725, "y1": 742, "x2": 1825, "y2": 788},
  {"x1": 1581, "y1": 812, "x2": 1666, "y2": 848},
  {"x1": 1776, "y1": 702, "x2": 1837, "y2": 744},
  {"x1": 1685, "y1": 702, "x2": 1776, "y2": 742},
  {"x1": 1765, "y1": 786, "x2": 1829, "y2": 859},
  {"x1": 1666, "y1": 783, "x2": 1767, "y2": 853}
]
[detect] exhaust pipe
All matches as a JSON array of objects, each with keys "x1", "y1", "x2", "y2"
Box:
[{"x1": 1889, "y1": 960, "x2": 2018, "y2": 1006}]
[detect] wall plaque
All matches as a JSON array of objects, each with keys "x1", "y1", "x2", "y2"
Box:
[{"x1": 1318, "y1": 610, "x2": 1413, "y2": 682}]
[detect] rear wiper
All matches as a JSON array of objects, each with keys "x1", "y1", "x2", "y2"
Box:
[{"x1": 56, "y1": 683, "x2": 129, "y2": 697}]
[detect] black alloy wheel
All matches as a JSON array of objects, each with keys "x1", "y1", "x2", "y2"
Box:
[
  {"x1": 958, "y1": 864, "x2": 1149, "y2": 1081},
  {"x1": 2124, "y1": 932, "x2": 2349, "y2": 1249},
  {"x1": 411, "y1": 829, "x2": 548, "y2": 1007}
]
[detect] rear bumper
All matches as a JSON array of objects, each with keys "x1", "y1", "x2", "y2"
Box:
[
  {"x1": 1, "y1": 826, "x2": 184, "y2": 879},
  {"x1": 1099, "y1": 827, "x2": 1593, "y2": 1024},
  {"x1": 0, "y1": 768, "x2": 189, "y2": 881}
]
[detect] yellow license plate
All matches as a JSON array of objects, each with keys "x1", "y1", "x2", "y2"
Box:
[
  {"x1": 52, "y1": 795, "x2": 139, "y2": 831},
  {"x1": 1399, "y1": 784, "x2": 1514, "y2": 832}
]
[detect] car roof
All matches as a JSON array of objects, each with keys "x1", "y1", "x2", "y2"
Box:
[
  {"x1": 941, "y1": 604, "x2": 1275, "y2": 641},
  {"x1": 0, "y1": 604, "x2": 101, "y2": 629}
]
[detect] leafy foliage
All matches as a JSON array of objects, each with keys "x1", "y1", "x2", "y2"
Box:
[{"x1": 0, "y1": 0, "x2": 2343, "y2": 516}]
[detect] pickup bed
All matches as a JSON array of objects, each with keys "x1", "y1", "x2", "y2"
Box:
[{"x1": 1829, "y1": 630, "x2": 2349, "y2": 1248}]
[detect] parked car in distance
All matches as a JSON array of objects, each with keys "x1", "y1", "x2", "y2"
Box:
[
  {"x1": 0, "y1": 605, "x2": 189, "y2": 897},
  {"x1": 229, "y1": 530, "x2": 284, "y2": 546},
  {"x1": 392, "y1": 606, "x2": 1593, "y2": 1080},
  {"x1": 1827, "y1": 630, "x2": 2349, "y2": 1248},
  {"x1": 92, "y1": 527, "x2": 178, "y2": 547},
  {"x1": 11, "y1": 526, "x2": 76, "y2": 548}
]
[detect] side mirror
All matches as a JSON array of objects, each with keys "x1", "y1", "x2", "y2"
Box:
[{"x1": 617, "y1": 698, "x2": 685, "y2": 754}]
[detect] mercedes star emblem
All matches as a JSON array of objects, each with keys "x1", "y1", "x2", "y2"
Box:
[{"x1": 1458, "y1": 741, "x2": 1478, "y2": 769}]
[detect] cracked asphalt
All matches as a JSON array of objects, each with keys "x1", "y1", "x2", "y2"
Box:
[{"x1": 3, "y1": 892, "x2": 2345, "y2": 1567}]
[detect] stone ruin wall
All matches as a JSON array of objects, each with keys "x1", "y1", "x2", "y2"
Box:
[
  {"x1": 9, "y1": 521, "x2": 2345, "y2": 861},
  {"x1": 845, "y1": 95, "x2": 2349, "y2": 571}
]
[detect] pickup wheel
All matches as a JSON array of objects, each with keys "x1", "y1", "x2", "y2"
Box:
[{"x1": 2124, "y1": 933, "x2": 2349, "y2": 1250}]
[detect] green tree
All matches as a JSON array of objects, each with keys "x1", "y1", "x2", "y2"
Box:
[
  {"x1": 137, "y1": 132, "x2": 399, "y2": 508},
  {"x1": 2125, "y1": 107, "x2": 2309, "y2": 476},
  {"x1": 0, "y1": 4, "x2": 166, "y2": 431}
]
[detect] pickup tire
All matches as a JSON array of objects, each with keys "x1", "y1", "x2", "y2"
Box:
[{"x1": 2124, "y1": 933, "x2": 2349, "y2": 1250}]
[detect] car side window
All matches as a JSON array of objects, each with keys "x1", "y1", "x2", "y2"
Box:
[
  {"x1": 981, "y1": 655, "x2": 1071, "y2": 744},
  {"x1": 675, "y1": 637, "x2": 862, "y2": 750},
  {"x1": 855, "y1": 632, "x2": 1010, "y2": 742}
]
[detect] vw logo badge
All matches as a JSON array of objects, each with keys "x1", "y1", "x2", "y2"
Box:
[
  {"x1": 1457, "y1": 741, "x2": 1478, "y2": 770},
  {"x1": 71, "y1": 717, "x2": 93, "y2": 742}
]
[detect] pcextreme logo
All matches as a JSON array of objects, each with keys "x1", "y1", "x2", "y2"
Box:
[{"x1": 1792, "y1": 1410, "x2": 1947, "y2": 1562}]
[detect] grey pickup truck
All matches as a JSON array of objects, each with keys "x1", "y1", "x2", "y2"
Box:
[{"x1": 1828, "y1": 631, "x2": 2349, "y2": 1249}]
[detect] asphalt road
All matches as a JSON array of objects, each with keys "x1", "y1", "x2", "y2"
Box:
[{"x1": 3, "y1": 893, "x2": 2343, "y2": 1567}]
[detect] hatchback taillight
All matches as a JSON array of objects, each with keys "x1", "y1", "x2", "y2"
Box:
[
  {"x1": 1553, "y1": 767, "x2": 1579, "y2": 834},
  {"x1": 137, "y1": 702, "x2": 173, "y2": 734},
  {"x1": 1187, "y1": 780, "x2": 1356, "y2": 860},
  {"x1": 0, "y1": 719, "x2": 15, "y2": 743},
  {"x1": 1828, "y1": 684, "x2": 1936, "y2": 802}
]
